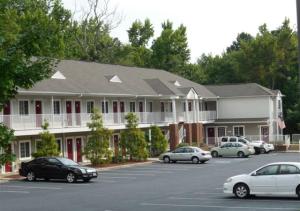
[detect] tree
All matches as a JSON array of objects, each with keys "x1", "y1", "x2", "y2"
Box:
[
  {"x1": 32, "y1": 122, "x2": 59, "y2": 158},
  {"x1": 84, "y1": 109, "x2": 112, "y2": 165},
  {"x1": 66, "y1": 0, "x2": 123, "y2": 63},
  {"x1": 128, "y1": 18, "x2": 154, "y2": 47},
  {"x1": 0, "y1": 124, "x2": 15, "y2": 166},
  {"x1": 151, "y1": 20, "x2": 190, "y2": 72},
  {"x1": 120, "y1": 113, "x2": 148, "y2": 161},
  {"x1": 0, "y1": 0, "x2": 71, "y2": 163},
  {"x1": 0, "y1": 0, "x2": 71, "y2": 108},
  {"x1": 148, "y1": 125, "x2": 168, "y2": 157}
]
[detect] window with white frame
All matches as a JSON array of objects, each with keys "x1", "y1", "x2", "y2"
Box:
[
  {"x1": 101, "y1": 101, "x2": 108, "y2": 113},
  {"x1": 233, "y1": 126, "x2": 244, "y2": 136},
  {"x1": 87, "y1": 101, "x2": 94, "y2": 113},
  {"x1": 183, "y1": 102, "x2": 186, "y2": 112},
  {"x1": 169, "y1": 102, "x2": 173, "y2": 112},
  {"x1": 217, "y1": 127, "x2": 226, "y2": 137},
  {"x1": 130, "y1": 102, "x2": 135, "y2": 112},
  {"x1": 20, "y1": 141, "x2": 31, "y2": 159},
  {"x1": 278, "y1": 100, "x2": 281, "y2": 110},
  {"x1": 19, "y1": 100, "x2": 29, "y2": 115},
  {"x1": 53, "y1": 100, "x2": 60, "y2": 115}
]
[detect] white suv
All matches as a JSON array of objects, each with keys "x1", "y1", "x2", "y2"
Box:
[
  {"x1": 219, "y1": 136, "x2": 257, "y2": 154},
  {"x1": 251, "y1": 140, "x2": 274, "y2": 153}
]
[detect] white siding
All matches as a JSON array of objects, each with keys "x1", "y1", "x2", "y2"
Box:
[{"x1": 218, "y1": 97, "x2": 269, "y2": 119}]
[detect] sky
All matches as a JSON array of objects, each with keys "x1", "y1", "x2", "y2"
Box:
[{"x1": 62, "y1": 0, "x2": 297, "y2": 62}]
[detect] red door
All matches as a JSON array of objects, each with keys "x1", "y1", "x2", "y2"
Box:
[
  {"x1": 113, "y1": 135, "x2": 119, "y2": 157},
  {"x1": 35, "y1": 101, "x2": 42, "y2": 127},
  {"x1": 67, "y1": 139, "x2": 73, "y2": 160},
  {"x1": 3, "y1": 101, "x2": 11, "y2": 127},
  {"x1": 66, "y1": 101, "x2": 72, "y2": 126},
  {"x1": 261, "y1": 126, "x2": 269, "y2": 142},
  {"x1": 113, "y1": 101, "x2": 118, "y2": 123},
  {"x1": 76, "y1": 138, "x2": 82, "y2": 162},
  {"x1": 160, "y1": 102, "x2": 165, "y2": 121},
  {"x1": 75, "y1": 101, "x2": 81, "y2": 126},
  {"x1": 207, "y1": 128, "x2": 215, "y2": 145},
  {"x1": 5, "y1": 145, "x2": 12, "y2": 172},
  {"x1": 120, "y1": 102, "x2": 125, "y2": 123}
]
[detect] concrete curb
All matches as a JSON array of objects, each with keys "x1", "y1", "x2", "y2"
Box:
[{"x1": 0, "y1": 160, "x2": 159, "y2": 182}]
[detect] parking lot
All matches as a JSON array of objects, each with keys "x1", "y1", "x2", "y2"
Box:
[{"x1": 1, "y1": 153, "x2": 300, "y2": 211}]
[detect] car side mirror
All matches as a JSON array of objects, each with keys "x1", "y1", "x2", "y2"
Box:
[{"x1": 251, "y1": 172, "x2": 257, "y2": 176}]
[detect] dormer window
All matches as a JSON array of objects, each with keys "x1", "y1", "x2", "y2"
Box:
[
  {"x1": 51, "y1": 71, "x2": 66, "y2": 80},
  {"x1": 174, "y1": 80, "x2": 181, "y2": 87},
  {"x1": 109, "y1": 75, "x2": 122, "y2": 83}
]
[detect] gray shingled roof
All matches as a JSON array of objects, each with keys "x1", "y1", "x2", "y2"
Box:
[
  {"x1": 19, "y1": 60, "x2": 216, "y2": 98},
  {"x1": 205, "y1": 83, "x2": 278, "y2": 98}
]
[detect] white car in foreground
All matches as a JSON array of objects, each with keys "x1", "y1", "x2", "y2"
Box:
[{"x1": 224, "y1": 162, "x2": 300, "y2": 199}]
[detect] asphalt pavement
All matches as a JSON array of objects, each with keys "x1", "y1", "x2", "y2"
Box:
[{"x1": 1, "y1": 153, "x2": 300, "y2": 211}]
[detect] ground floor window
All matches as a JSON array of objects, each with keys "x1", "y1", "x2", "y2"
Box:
[
  {"x1": 20, "y1": 141, "x2": 31, "y2": 159},
  {"x1": 233, "y1": 126, "x2": 244, "y2": 136},
  {"x1": 217, "y1": 127, "x2": 226, "y2": 137}
]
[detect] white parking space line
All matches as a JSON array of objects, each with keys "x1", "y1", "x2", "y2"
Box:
[
  {"x1": 168, "y1": 197, "x2": 300, "y2": 203},
  {"x1": 0, "y1": 190, "x2": 30, "y2": 194},
  {"x1": 101, "y1": 172, "x2": 155, "y2": 176},
  {"x1": 100, "y1": 176, "x2": 137, "y2": 179},
  {"x1": 140, "y1": 202, "x2": 298, "y2": 210},
  {"x1": 0, "y1": 185, "x2": 62, "y2": 190},
  {"x1": 113, "y1": 170, "x2": 173, "y2": 174}
]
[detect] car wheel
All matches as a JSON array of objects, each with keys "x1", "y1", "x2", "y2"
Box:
[
  {"x1": 66, "y1": 172, "x2": 76, "y2": 183},
  {"x1": 192, "y1": 157, "x2": 199, "y2": 164},
  {"x1": 296, "y1": 186, "x2": 300, "y2": 199},
  {"x1": 260, "y1": 148, "x2": 266, "y2": 154},
  {"x1": 237, "y1": 151, "x2": 245, "y2": 158},
  {"x1": 211, "y1": 151, "x2": 218, "y2": 158},
  {"x1": 234, "y1": 183, "x2": 250, "y2": 199},
  {"x1": 83, "y1": 178, "x2": 91, "y2": 182},
  {"x1": 163, "y1": 156, "x2": 170, "y2": 163},
  {"x1": 26, "y1": 171, "x2": 36, "y2": 182}
]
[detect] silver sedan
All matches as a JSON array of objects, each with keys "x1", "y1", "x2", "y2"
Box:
[{"x1": 159, "y1": 146, "x2": 212, "y2": 164}]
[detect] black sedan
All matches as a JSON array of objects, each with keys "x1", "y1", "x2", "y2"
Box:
[{"x1": 19, "y1": 157, "x2": 98, "y2": 183}]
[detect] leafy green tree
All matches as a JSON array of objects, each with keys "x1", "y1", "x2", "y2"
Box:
[
  {"x1": 32, "y1": 122, "x2": 59, "y2": 158},
  {"x1": 84, "y1": 109, "x2": 112, "y2": 165},
  {"x1": 151, "y1": 20, "x2": 190, "y2": 72},
  {"x1": 120, "y1": 113, "x2": 148, "y2": 161},
  {"x1": 0, "y1": 124, "x2": 15, "y2": 166},
  {"x1": 0, "y1": 0, "x2": 71, "y2": 108},
  {"x1": 148, "y1": 125, "x2": 168, "y2": 157},
  {"x1": 0, "y1": 0, "x2": 71, "y2": 163},
  {"x1": 128, "y1": 18, "x2": 154, "y2": 47}
]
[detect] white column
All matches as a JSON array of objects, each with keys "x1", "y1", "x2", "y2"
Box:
[
  {"x1": 144, "y1": 98, "x2": 147, "y2": 123},
  {"x1": 172, "y1": 99, "x2": 176, "y2": 123},
  {"x1": 185, "y1": 99, "x2": 189, "y2": 123},
  {"x1": 193, "y1": 100, "x2": 196, "y2": 123}
]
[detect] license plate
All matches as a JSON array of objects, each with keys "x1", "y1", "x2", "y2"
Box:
[{"x1": 93, "y1": 172, "x2": 97, "y2": 176}]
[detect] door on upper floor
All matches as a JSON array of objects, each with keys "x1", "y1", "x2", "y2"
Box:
[
  {"x1": 113, "y1": 101, "x2": 118, "y2": 124},
  {"x1": 75, "y1": 101, "x2": 81, "y2": 126},
  {"x1": 35, "y1": 101, "x2": 42, "y2": 128},
  {"x1": 66, "y1": 101, "x2": 72, "y2": 126},
  {"x1": 120, "y1": 101, "x2": 125, "y2": 123},
  {"x1": 160, "y1": 102, "x2": 165, "y2": 122},
  {"x1": 3, "y1": 101, "x2": 11, "y2": 127},
  {"x1": 139, "y1": 102, "x2": 144, "y2": 123}
]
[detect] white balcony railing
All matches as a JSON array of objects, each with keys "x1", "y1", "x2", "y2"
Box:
[{"x1": 0, "y1": 111, "x2": 217, "y2": 131}]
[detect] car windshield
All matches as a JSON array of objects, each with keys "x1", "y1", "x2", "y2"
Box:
[{"x1": 57, "y1": 157, "x2": 79, "y2": 166}]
